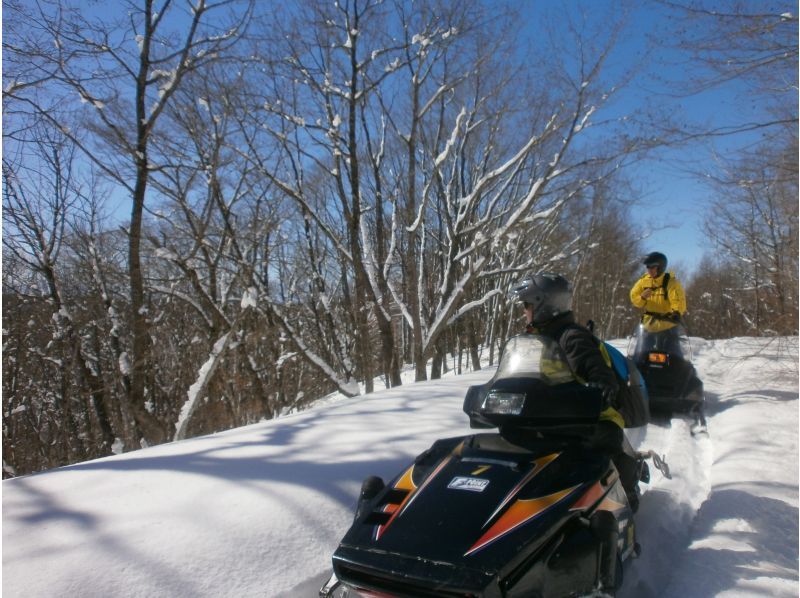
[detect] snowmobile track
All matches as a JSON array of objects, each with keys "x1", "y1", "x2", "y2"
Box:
[{"x1": 619, "y1": 415, "x2": 713, "y2": 597}]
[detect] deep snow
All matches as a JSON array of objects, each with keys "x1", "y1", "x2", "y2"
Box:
[{"x1": 3, "y1": 336, "x2": 798, "y2": 597}]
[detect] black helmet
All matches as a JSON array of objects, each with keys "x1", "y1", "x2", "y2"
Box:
[
  {"x1": 643, "y1": 252, "x2": 667, "y2": 276},
  {"x1": 511, "y1": 272, "x2": 572, "y2": 325}
]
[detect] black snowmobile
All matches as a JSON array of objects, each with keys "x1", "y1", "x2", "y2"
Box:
[
  {"x1": 627, "y1": 322, "x2": 706, "y2": 432},
  {"x1": 321, "y1": 334, "x2": 668, "y2": 598}
]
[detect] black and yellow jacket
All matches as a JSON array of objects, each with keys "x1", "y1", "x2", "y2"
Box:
[{"x1": 527, "y1": 312, "x2": 624, "y2": 428}]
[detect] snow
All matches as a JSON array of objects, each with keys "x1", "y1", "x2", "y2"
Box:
[
  {"x1": 118, "y1": 351, "x2": 132, "y2": 376},
  {"x1": 3, "y1": 337, "x2": 798, "y2": 598},
  {"x1": 79, "y1": 92, "x2": 105, "y2": 109},
  {"x1": 240, "y1": 286, "x2": 258, "y2": 309},
  {"x1": 384, "y1": 57, "x2": 401, "y2": 73},
  {"x1": 174, "y1": 332, "x2": 233, "y2": 440},
  {"x1": 154, "y1": 247, "x2": 179, "y2": 260},
  {"x1": 111, "y1": 438, "x2": 125, "y2": 455},
  {"x1": 411, "y1": 33, "x2": 431, "y2": 47},
  {"x1": 434, "y1": 107, "x2": 466, "y2": 167}
]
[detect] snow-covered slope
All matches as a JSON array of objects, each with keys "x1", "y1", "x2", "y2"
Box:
[{"x1": 3, "y1": 337, "x2": 798, "y2": 597}]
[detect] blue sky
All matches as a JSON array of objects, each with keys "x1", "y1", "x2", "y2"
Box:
[
  {"x1": 523, "y1": 0, "x2": 790, "y2": 278},
  {"x1": 632, "y1": 162, "x2": 710, "y2": 278}
]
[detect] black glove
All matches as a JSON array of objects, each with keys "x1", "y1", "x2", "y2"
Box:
[
  {"x1": 587, "y1": 382, "x2": 614, "y2": 409},
  {"x1": 668, "y1": 311, "x2": 681, "y2": 322}
]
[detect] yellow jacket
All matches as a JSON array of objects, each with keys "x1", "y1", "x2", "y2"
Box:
[{"x1": 629, "y1": 271, "x2": 687, "y2": 332}]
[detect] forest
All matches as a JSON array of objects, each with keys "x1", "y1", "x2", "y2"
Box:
[{"x1": 3, "y1": 0, "x2": 797, "y2": 477}]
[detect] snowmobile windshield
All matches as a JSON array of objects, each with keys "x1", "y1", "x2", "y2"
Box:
[
  {"x1": 463, "y1": 334, "x2": 602, "y2": 430},
  {"x1": 628, "y1": 323, "x2": 693, "y2": 362},
  {"x1": 495, "y1": 334, "x2": 578, "y2": 386}
]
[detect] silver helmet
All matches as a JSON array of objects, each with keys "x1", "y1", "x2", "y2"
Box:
[{"x1": 511, "y1": 272, "x2": 572, "y2": 325}]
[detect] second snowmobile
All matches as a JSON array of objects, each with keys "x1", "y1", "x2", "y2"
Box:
[
  {"x1": 627, "y1": 322, "x2": 706, "y2": 431},
  {"x1": 321, "y1": 333, "x2": 667, "y2": 598}
]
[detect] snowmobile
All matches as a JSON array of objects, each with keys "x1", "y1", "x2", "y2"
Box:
[
  {"x1": 321, "y1": 334, "x2": 668, "y2": 598},
  {"x1": 627, "y1": 322, "x2": 706, "y2": 433}
]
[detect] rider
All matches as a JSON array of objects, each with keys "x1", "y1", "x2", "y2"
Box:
[
  {"x1": 511, "y1": 272, "x2": 641, "y2": 511},
  {"x1": 629, "y1": 252, "x2": 687, "y2": 353}
]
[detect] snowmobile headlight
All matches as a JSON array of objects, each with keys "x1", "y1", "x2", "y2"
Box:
[
  {"x1": 648, "y1": 352, "x2": 668, "y2": 364},
  {"x1": 482, "y1": 391, "x2": 525, "y2": 415}
]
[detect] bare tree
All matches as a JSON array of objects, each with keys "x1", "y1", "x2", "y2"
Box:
[
  {"x1": 395, "y1": 3, "x2": 647, "y2": 380},
  {"x1": 235, "y1": 0, "x2": 651, "y2": 386},
  {"x1": 146, "y1": 70, "x2": 287, "y2": 439},
  {"x1": 650, "y1": 0, "x2": 797, "y2": 138},
  {"x1": 684, "y1": 255, "x2": 748, "y2": 338},
  {"x1": 2, "y1": 126, "x2": 117, "y2": 461},
  {"x1": 646, "y1": 1, "x2": 798, "y2": 337},
  {"x1": 4, "y1": 0, "x2": 254, "y2": 445},
  {"x1": 567, "y1": 178, "x2": 644, "y2": 339},
  {"x1": 698, "y1": 143, "x2": 798, "y2": 335}
]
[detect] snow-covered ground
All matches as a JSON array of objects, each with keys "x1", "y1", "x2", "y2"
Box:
[{"x1": 3, "y1": 336, "x2": 798, "y2": 597}]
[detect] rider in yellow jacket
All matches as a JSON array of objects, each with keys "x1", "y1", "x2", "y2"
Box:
[{"x1": 630, "y1": 252, "x2": 687, "y2": 333}]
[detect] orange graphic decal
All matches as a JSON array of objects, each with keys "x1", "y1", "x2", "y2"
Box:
[
  {"x1": 374, "y1": 442, "x2": 463, "y2": 541},
  {"x1": 569, "y1": 481, "x2": 606, "y2": 511},
  {"x1": 597, "y1": 496, "x2": 626, "y2": 512},
  {"x1": 374, "y1": 465, "x2": 416, "y2": 541},
  {"x1": 484, "y1": 453, "x2": 560, "y2": 527},
  {"x1": 466, "y1": 485, "x2": 580, "y2": 556}
]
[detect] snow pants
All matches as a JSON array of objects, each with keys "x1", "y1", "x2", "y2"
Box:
[{"x1": 582, "y1": 420, "x2": 639, "y2": 504}]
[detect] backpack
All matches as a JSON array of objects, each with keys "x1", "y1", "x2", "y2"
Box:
[{"x1": 598, "y1": 340, "x2": 650, "y2": 428}]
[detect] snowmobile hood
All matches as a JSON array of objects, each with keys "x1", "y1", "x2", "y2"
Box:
[{"x1": 332, "y1": 434, "x2": 617, "y2": 594}]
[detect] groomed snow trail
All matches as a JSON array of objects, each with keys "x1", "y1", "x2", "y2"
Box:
[{"x1": 610, "y1": 337, "x2": 715, "y2": 597}]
